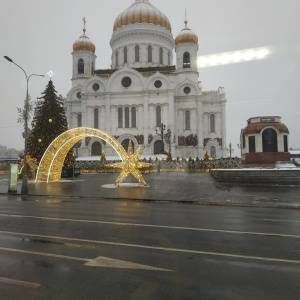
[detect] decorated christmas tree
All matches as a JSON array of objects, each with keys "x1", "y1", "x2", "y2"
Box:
[
  {"x1": 27, "y1": 80, "x2": 75, "y2": 168},
  {"x1": 203, "y1": 149, "x2": 210, "y2": 161}
]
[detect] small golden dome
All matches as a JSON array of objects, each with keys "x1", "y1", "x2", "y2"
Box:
[
  {"x1": 113, "y1": 0, "x2": 171, "y2": 32},
  {"x1": 73, "y1": 33, "x2": 96, "y2": 53},
  {"x1": 175, "y1": 21, "x2": 198, "y2": 45}
]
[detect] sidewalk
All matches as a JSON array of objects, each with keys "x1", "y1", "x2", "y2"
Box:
[{"x1": 1, "y1": 173, "x2": 300, "y2": 209}]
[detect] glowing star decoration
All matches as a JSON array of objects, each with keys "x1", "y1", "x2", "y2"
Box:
[
  {"x1": 47, "y1": 70, "x2": 55, "y2": 78},
  {"x1": 35, "y1": 128, "x2": 150, "y2": 186},
  {"x1": 106, "y1": 140, "x2": 151, "y2": 186}
]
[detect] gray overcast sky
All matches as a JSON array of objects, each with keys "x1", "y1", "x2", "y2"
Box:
[{"x1": 1, "y1": 0, "x2": 299, "y2": 154}]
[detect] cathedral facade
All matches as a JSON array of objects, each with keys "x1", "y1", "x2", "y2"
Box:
[{"x1": 65, "y1": 0, "x2": 227, "y2": 159}]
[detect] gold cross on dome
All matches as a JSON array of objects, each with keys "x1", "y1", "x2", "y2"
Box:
[{"x1": 83, "y1": 17, "x2": 86, "y2": 34}]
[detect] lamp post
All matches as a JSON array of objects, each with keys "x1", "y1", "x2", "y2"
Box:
[
  {"x1": 228, "y1": 142, "x2": 234, "y2": 158},
  {"x1": 165, "y1": 129, "x2": 176, "y2": 153},
  {"x1": 4, "y1": 56, "x2": 44, "y2": 194},
  {"x1": 155, "y1": 123, "x2": 166, "y2": 154}
]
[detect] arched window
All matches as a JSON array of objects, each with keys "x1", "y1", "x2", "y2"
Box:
[
  {"x1": 131, "y1": 107, "x2": 136, "y2": 128},
  {"x1": 242, "y1": 131, "x2": 246, "y2": 148},
  {"x1": 118, "y1": 107, "x2": 123, "y2": 128},
  {"x1": 94, "y1": 108, "x2": 99, "y2": 128},
  {"x1": 125, "y1": 107, "x2": 129, "y2": 128},
  {"x1": 183, "y1": 52, "x2": 190, "y2": 68},
  {"x1": 154, "y1": 140, "x2": 164, "y2": 154},
  {"x1": 91, "y1": 142, "x2": 102, "y2": 156},
  {"x1": 124, "y1": 47, "x2": 128, "y2": 64},
  {"x1": 210, "y1": 114, "x2": 215, "y2": 133},
  {"x1": 121, "y1": 139, "x2": 134, "y2": 152},
  {"x1": 156, "y1": 106, "x2": 161, "y2": 127},
  {"x1": 185, "y1": 110, "x2": 190, "y2": 130},
  {"x1": 148, "y1": 45, "x2": 152, "y2": 63},
  {"x1": 210, "y1": 146, "x2": 216, "y2": 157},
  {"x1": 92, "y1": 62, "x2": 94, "y2": 74},
  {"x1": 159, "y1": 47, "x2": 163, "y2": 64},
  {"x1": 168, "y1": 51, "x2": 171, "y2": 65},
  {"x1": 78, "y1": 59, "x2": 84, "y2": 74},
  {"x1": 77, "y1": 113, "x2": 82, "y2": 127},
  {"x1": 262, "y1": 128, "x2": 278, "y2": 152},
  {"x1": 135, "y1": 45, "x2": 139, "y2": 62},
  {"x1": 116, "y1": 50, "x2": 119, "y2": 67}
]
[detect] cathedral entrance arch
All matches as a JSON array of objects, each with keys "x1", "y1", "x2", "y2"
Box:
[
  {"x1": 121, "y1": 139, "x2": 134, "y2": 152},
  {"x1": 91, "y1": 141, "x2": 102, "y2": 156},
  {"x1": 154, "y1": 140, "x2": 164, "y2": 154},
  {"x1": 36, "y1": 127, "x2": 127, "y2": 183}
]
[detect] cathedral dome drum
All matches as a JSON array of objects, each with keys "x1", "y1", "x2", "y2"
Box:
[
  {"x1": 175, "y1": 21, "x2": 198, "y2": 45},
  {"x1": 113, "y1": 0, "x2": 172, "y2": 32}
]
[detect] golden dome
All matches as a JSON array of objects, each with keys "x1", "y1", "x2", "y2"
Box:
[
  {"x1": 73, "y1": 33, "x2": 96, "y2": 53},
  {"x1": 113, "y1": 0, "x2": 171, "y2": 32},
  {"x1": 175, "y1": 21, "x2": 198, "y2": 45}
]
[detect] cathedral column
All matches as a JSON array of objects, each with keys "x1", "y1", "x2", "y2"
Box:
[
  {"x1": 98, "y1": 106, "x2": 101, "y2": 129},
  {"x1": 78, "y1": 95, "x2": 89, "y2": 155},
  {"x1": 196, "y1": 96, "x2": 204, "y2": 158},
  {"x1": 143, "y1": 92, "x2": 149, "y2": 145},
  {"x1": 105, "y1": 93, "x2": 111, "y2": 133},
  {"x1": 100, "y1": 106, "x2": 105, "y2": 130},
  {"x1": 168, "y1": 91, "x2": 175, "y2": 156},
  {"x1": 221, "y1": 100, "x2": 227, "y2": 157},
  {"x1": 87, "y1": 106, "x2": 93, "y2": 128},
  {"x1": 71, "y1": 113, "x2": 77, "y2": 129},
  {"x1": 66, "y1": 102, "x2": 72, "y2": 128}
]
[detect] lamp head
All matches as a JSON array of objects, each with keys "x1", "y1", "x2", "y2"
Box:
[{"x1": 4, "y1": 56, "x2": 13, "y2": 62}]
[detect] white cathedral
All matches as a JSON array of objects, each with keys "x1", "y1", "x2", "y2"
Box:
[{"x1": 65, "y1": 0, "x2": 227, "y2": 159}]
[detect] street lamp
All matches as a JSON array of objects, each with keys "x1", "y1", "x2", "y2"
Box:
[
  {"x1": 165, "y1": 129, "x2": 176, "y2": 153},
  {"x1": 4, "y1": 56, "x2": 44, "y2": 194},
  {"x1": 227, "y1": 142, "x2": 234, "y2": 158},
  {"x1": 155, "y1": 123, "x2": 166, "y2": 154}
]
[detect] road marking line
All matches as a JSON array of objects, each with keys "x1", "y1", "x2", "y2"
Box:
[
  {"x1": 263, "y1": 219, "x2": 300, "y2": 223},
  {"x1": 0, "y1": 242, "x2": 300, "y2": 266},
  {"x1": 0, "y1": 277, "x2": 40, "y2": 288},
  {"x1": 0, "y1": 246, "x2": 88, "y2": 261},
  {"x1": 85, "y1": 256, "x2": 171, "y2": 271},
  {"x1": 0, "y1": 213, "x2": 299, "y2": 239},
  {"x1": 0, "y1": 247, "x2": 170, "y2": 272}
]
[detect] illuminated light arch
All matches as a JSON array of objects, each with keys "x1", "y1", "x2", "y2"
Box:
[{"x1": 36, "y1": 127, "x2": 128, "y2": 183}]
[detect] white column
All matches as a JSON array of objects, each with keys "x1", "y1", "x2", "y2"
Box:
[
  {"x1": 105, "y1": 93, "x2": 111, "y2": 133},
  {"x1": 168, "y1": 92, "x2": 176, "y2": 156},
  {"x1": 143, "y1": 92, "x2": 149, "y2": 145},
  {"x1": 71, "y1": 113, "x2": 77, "y2": 129},
  {"x1": 221, "y1": 100, "x2": 227, "y2": 157},
  {"x1": 197, "y1": 96, "x2": 204, "y2": 158},
  {"x1": 87, "y1": 106, "x2": 93, "y2": 128},
  {"x1": 66, "y1": 101, "x2": 72, "y2": 128}
]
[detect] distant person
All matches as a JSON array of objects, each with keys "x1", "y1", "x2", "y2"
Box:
[{"x1": 157, "y1": 161, "x2": 161, "y2": 174}]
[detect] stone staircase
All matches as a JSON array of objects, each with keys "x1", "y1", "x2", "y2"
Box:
[{"x1": 210, "y1": 169, "x2": 300, "y2": 185}]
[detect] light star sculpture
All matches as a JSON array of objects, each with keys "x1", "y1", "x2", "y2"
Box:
[{"x1": 107, "y1": 140, "x2": 151, "y2": 186}]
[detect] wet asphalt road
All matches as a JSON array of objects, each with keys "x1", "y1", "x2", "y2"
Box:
[
  {"x1": 0, "y1": 193, "x2": 300, "y2": 300},
  {"x1": 1, "y1": 172, "x2": 300, "y2": 208}
]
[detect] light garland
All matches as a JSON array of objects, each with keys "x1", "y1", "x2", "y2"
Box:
[{"x1": 36, "y1": 127, "x2": 149, "y2": 185}]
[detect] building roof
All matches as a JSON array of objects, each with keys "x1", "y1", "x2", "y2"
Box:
[
  {"x1": 113, "y1": 0, "x2": 172, "y2": 32},
  {"x1": 175, "y1": 21, "x2": 198, "y2": 45},
  {"x1": 243, "y1": 122, "x2": 289, "y2": 134},
  {"x1": 94, "y1": 65, "x2": 176, "y2": 76}
]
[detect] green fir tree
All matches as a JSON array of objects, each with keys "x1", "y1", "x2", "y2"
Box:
[{"x1": 27, "y1": 80, "x2": 75, "y2": 168}]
